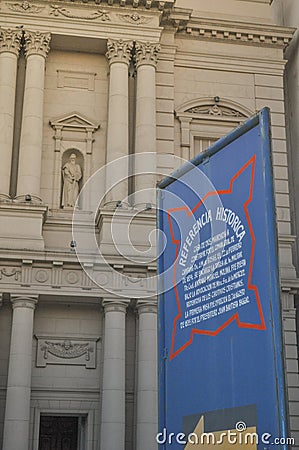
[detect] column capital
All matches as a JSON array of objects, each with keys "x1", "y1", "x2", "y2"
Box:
[
  {"x1": 10, "y1": 295, "x2": 38, "y2": 310},
  {"x1": 137, "y1": 300, "x2": 157, "y2": 314},
  {"x1": 0, "y1": 28, "x2": 22, "y2": 56},
  {"x1": 24, "y1": 30, "x2": 51, "y2": 58},
  {"x1": 135, "y1": 42, "x2": 161, "y2": 69},
  {"x1": 106, "y1": 39, "x2": 133, "y2": 66},
  {"x1": 102, "y1": 299, "x2": 128, "y2": 313}
]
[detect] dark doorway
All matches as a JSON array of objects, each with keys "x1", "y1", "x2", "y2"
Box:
[{"x1": 38, "y1": 416, "x2": 78, "y2": 450}]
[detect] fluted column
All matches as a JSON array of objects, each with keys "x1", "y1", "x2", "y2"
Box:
[
  {"x1": 134, "y1": 42, "x2": 160, "y2": 208},
  {"x1": 136, "y1": 300, "x2": 158, "y2": 450},
  {"x1": 3, "y1": 295, "x2": 38, "y2": 450},
  {"x1": 100, "y1": 300, "x2": 128, "y2": 449},
  {"x1": 0, "y1": 28, "x2": 22, "y2": 196},
  {"x1": 16, "y1": 30, "x2": 51, "y2": 200},
  {"x1": 105, "y1": 39, "x2": 133, "y2": 206}
]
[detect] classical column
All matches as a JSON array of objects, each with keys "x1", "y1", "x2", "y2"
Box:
[
  {"x1": 0, "y1": 28, "x2": 22, "y2": 196},
  {"x1": 105, "y1": 39, "x2": 133, "y2": 206},
  {"x1": 136, "y1": 300, "x2": 158, "y2": 450},
  {"x1": 3, "y1": 295, "x2": 38, "y2": 450},
  {"x1": 100, "y1": 300, "x2": 127, "y2": 449},
  {"x1": 16, "y1": 30, "x2": 51, "y2": 200},
  {"x1": 134, "y1": 42, "x2": 160, "y2": 208}
]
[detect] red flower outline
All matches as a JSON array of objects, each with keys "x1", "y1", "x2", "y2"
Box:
[{"x1": 167, "y1": 155, "x2": 266, "y2": 361}]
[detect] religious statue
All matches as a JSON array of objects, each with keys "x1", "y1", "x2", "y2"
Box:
[{"x1": 62, "y1": 154, "x2": 82, "y2": 208}]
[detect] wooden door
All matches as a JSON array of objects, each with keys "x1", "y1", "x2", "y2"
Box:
[{"x1": 38, "y1": 416, "x2": 78, "y2": 450}]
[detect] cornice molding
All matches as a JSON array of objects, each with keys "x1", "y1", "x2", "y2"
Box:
[
  {"x1": 5, "y1": 0, "x2": 174, "y2": 11},
  {"x1": 165, "y1": 8, "x2": 295, "y2": 49},
  {"x1": 61, "y1": 0, "x2": 175, "y2": 10}
]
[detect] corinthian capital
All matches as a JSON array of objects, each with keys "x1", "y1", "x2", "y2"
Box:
[
  {"x1": 0, "y1": 28, "x2": 22, "y2": 56},
  {"x1": 24, "y1": 30, "x2": 51, "y2": 58},
  {"x1": 106, "y1": 39, "x2": 133, "y2": 66},
  {"x1": 135, "y1": 42, "x2": 161, "y2": 69}
]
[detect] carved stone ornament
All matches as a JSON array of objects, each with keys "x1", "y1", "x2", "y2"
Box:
[
  {"x1": 0, "y1": 267, "x2": 21, "y2": 280},
  {"x1": 42, "y1": 339, "x2": 91, "y2": 360},
  {"x1": 50, "y1": 5, "x2": 111, "y2": 21},
  {"x1": 0, "y1": 28, "x2": 22, "y2": 56},
  {"x1": 36, "y1": 336, "x2": 99, "y2": 368},
  {"x1": 7, "y1": 1, "x2": 44, "y2": 14},
  {"x1": 185, "y1": 104, "x2": 246, "y2": 118},
  {"x1": 24, "y1": 30, "x2": 51, "y2": 58},
  {"x1": 135, "y1": 41, "x2": 161, "y2": 68},
  {"x1": 117, "y1": 13, "x2": 152, "y2": 25},
  {"x1": 106, "y1": 39, "x2": 133, "y2": 66}
]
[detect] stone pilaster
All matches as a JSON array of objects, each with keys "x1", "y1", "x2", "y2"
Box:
[
  {"x1": 16, "y1": 30, "x2": 51, "y2": 201},
  {"x1": 281, "y1": 290, "x2": 299, "y2": 446},
  {"x1": 104, "y1": 39, "x2": 133, "y2": 206},
  {"x1": 134, "y1": 42, "x2": 160, "y2": 208},
  {"x1": 100, "y1": 299, "x2": 128, "y2": 449},
  {"x1": 136, "y1": 300, "x2": 158, "y2": 450},
  {"x1": 0, "y1": 28, "x2": 22, "y2": 196},
  {"x1": 3, "y1": 295, "x2": 38, "y2": 450}
]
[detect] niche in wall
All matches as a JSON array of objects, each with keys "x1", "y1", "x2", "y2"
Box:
[{"x1": 50, "y1": 112, "x2": 99, "y2": 211}]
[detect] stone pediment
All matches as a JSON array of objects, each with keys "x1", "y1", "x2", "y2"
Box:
[
  {"x1": 50, "y1": 112, "x2": 99, "y2": 132},
  {"x1": 176, "y1": 98, "x2": 252, "y2": 122}
]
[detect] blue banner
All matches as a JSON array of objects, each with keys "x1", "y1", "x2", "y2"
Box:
[{"x1": 158, "y1": 108, "x2": 288, "y2": 449}]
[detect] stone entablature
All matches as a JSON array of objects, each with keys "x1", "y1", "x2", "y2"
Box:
[
  {"x1": 2, "y1": 1, "x2": 163, "y2": 42},
  {"x1": 2, "y1": 2, "x2": 294, "y2": 49},
  {"x1": 0, "y1": 257, "x2": 157, "y2": 298}
]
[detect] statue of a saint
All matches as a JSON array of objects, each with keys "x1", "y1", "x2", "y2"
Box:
[{"x1": 62, "y1": 154, "x2": 82, "y2": 208}]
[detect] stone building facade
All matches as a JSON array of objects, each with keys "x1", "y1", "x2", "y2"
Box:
[{"x1": 0, "y1": 0, "x2": 298, "y2": 449}]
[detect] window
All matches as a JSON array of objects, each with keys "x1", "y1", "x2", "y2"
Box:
[{"x1": 176, "y1": 97, "x2": 252, "y2": 161}]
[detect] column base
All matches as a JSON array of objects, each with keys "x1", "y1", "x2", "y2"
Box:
[{"x1": 0, "y1": 202, "x2": 47, "y2": 251}]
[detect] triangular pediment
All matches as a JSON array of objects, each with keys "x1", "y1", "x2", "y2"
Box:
[{"x1": 50, "y1": 112, "x2": 99, "y2": 131}]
